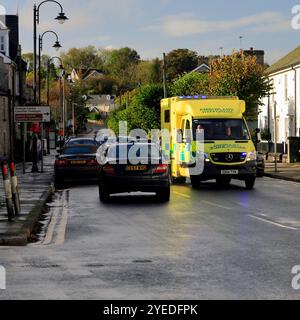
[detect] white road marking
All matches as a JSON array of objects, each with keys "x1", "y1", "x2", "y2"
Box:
[
  {"x1": 248, "y1": 215, "x2": 298, "y2": 231},
  {"x1": 32, "y1": 190, "x2": 69, "y2": 247},
  {"x1": 173, "y1": 191, "x2": 191, "y2": 199},
  {"x1": 42, "y1": 207, "x2": 58, "y2": 245},
  {"x1": 55, "y1": 201, "x2": 69, "y2": 246},
  {"x1": 201, "y1": 200, "x2": 232, "y2": 210}
]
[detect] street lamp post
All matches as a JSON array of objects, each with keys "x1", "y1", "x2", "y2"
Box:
[
  {"x1": 39, "y1": 30, "x2": 62, "y2": 104},
  {"x1": 46, "y1": 56, "x2": 64, "y2": 106},
  {"x1": 46, "y1": 56, "x2": 64, "y2": 150},
  {"x1": 33, "y1": 0, "x2": 68, "y2": 103}
]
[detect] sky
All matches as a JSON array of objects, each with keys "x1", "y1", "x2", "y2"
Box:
[{"x1": 0, "y1": 0, "x2": 300, "y2": 65}]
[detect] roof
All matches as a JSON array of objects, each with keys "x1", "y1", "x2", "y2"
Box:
[
  {"x1": 72, "y1": 68, "x2": 103, "y2": 80},
  {"x1": 266, "y1": 45, "x2": 300, "y2": 75},
  {"x1": 190, "y1": 63, "x2": 210, "y2": 74},
  {"x1": 86, "y1": 95, "x2": 115, "y2": 106}
]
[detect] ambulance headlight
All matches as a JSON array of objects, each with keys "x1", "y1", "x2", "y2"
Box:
[{"x1": 247, "y1": 151, "x2": 256, "y2": 162}]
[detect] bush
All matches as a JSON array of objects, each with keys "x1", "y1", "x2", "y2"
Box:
[
  {"x1": 88, "y1": 112, "x2": 101, "y2": 121},
  {"x1": 107, "y1": 84, "x2": 163, "y2": 134},
  {"x1": 170, "y1": 72, "x2": 210, "y2": 96}
]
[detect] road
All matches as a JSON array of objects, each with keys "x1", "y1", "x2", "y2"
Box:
[{"x1": 1, "y1": 174, "x2": 300, "y2": 299}]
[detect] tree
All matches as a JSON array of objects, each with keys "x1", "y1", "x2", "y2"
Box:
[
  {"x1": 82, "y1": 75, "x2": 117, "y2": 95},
  {"x1": 210, "y1": 52, "x2": 273, "y2": 120},
  {"x1": 107, "y1": 84, "x2": 163, "y2": 133},
  {"x1": 166, "y1": 49, "x2": 199, "y2": 81},
  {"x1": 149, "y1": 58, "x2": 162, "y2": 84},
  {"x1": 104, "y1": 47, "x2": 141, "y2": 90},
  {"x1": 22, "y1": 53, "x2": 53, "y2": 73},
  {"x1": 60, "y1": 46, "x2": 103, "y2": 72},
  {"x1": 170, "y1": 72, "x2": 210, "y2": 96}
]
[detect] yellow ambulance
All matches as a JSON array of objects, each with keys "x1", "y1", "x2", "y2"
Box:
[{"x1": 161, "y1": 96, "x2": 257, "y2": 189}]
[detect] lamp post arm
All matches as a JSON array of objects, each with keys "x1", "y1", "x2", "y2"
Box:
[
  {"x1": 36, "y1": 0, "x2": 64, "y2": 23},
  {"x1": 40, "y1": 30, "x2": 59, "y2": 51}
]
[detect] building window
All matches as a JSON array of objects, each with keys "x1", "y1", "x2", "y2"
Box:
[
  {"x1": 0, "y1": 36, "x2": 4, "y2": 52},
  {"x1": 284, "y1": 74, "x2": 288, "y2": 101}
]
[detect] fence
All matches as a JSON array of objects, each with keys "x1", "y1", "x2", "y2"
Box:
[{"x1": 257, "y1": 141, "x2": 287, "y2": 154}]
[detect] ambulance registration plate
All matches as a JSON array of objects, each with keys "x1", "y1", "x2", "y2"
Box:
[{"x1": 221, "y1": 170, "x2": 238, "y2": 175}]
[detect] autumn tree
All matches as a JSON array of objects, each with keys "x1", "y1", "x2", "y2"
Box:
[{"x1": 210, "y1": 52, "x2": 273, "y2": 120}]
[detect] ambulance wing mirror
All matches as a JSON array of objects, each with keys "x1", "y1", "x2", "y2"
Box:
[{"x1": 177, "y1": 129, "x2": 183, "y2": 143}]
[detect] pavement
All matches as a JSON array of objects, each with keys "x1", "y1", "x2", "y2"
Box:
[
  {"x1": 0, "y1": 125, "x2": 98, "y2": 246},
  {"x1": 0, "y1": 153, "x2": 55, "y2": 246},
  {"x1": 264, "y1": 162, "x2": 300, "y2": 183}
]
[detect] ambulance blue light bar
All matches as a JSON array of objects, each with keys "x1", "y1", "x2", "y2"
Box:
[
  {"x1": 178, "y1": 95, "x2": 207, "y2": 99},
  {"x1": 177, "y1": 96, "x2": 239, "y2": 100}
]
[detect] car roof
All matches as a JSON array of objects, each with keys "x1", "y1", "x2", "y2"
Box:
[
  {"x1": 68, "y1": 138, "x2": 96, "y2": 141},
  {"x1": 108, "y1": 142, "x2": 159, "y2": 147},
  {"x1": 63, "y1": 144, "x2": 97, "y2": 149}
]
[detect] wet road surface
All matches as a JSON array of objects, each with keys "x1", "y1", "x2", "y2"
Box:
[{"x1": 1, "y1": 177, "x2": 300, "y2": 299}]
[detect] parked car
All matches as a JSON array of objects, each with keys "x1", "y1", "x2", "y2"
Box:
[
  {"x1": 55, "y1": 144, "x2": 100, "y2": 186},
  {"x1": 98, "y1": 141, "x2": 170, "y2": 202},
  {"x1": 256, "y1": 152, "x2": 265, "y2": 177},
  {"x1": 65, "y1": 137, "x2": 100, "y2": 147}
]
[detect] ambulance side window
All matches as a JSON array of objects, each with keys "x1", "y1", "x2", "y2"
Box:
[
  {"x1": 164, "y1": 110, "x2": 170, "y2": 123},
  {"x1": 185, "y1": 120, "x2": 192, "y2": 143}
]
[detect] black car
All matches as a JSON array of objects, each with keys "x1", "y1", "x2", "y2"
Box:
[
  {"x1": 65, "y1": 137, "x2": 100, "y2": 147},
  {"x1": 256, "y1": 152, "x2": 265, "y2": 177},
  {"x1": 55, "y1": 144, "x2": 100, "y2": 185},
  {"x1": 98, "y1": 142, "x2": 170, "y2": 202}
]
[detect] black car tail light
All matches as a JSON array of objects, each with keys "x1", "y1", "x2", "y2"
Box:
[
  {"x1": 103, "y1": 164, "x2": 117, "y2": 175},
  {"x1": 87, "y1": 159, "x2": 99, "y2": 166},
  {"x1": 55, "y1": 159, "x2": 68, "y2": 167},
  {"x1": 153, "y1": 164, "x2": 168, "y2": 174}
]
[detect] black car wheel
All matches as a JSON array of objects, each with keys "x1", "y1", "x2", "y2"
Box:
[
  {"x1": 99, "y1": 188, "x2": 111, "y2": 203},
  {"x1": 54, "y1": 175, "x2": 64, "y2": 188},
  {"x1": 245, "y1": 177, "x2": 256, "y2": 190},
  {"x1": 156, "y1": 187, "x2": 170, "y2": 202}
]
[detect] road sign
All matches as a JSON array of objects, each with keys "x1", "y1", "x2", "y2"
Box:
[{"x1": 14, "y1": 106, "x2": 51, "y2": 123}]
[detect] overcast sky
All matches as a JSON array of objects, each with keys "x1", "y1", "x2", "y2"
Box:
[{"x1": 0, "y1": 0, "x2": 300, "y2": 64}]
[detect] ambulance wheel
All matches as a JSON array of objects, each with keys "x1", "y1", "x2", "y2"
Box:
[
  {"x1": 245, "y1": 177, "x2": 256, "y2": 190},
  {"x1": 190, "y1": 175, "x2": 201, "y2": 188}
]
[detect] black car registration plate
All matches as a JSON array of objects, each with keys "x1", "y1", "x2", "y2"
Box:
[{"x1": 125, "y1": 165, "x2": 147, "y2": 171}]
